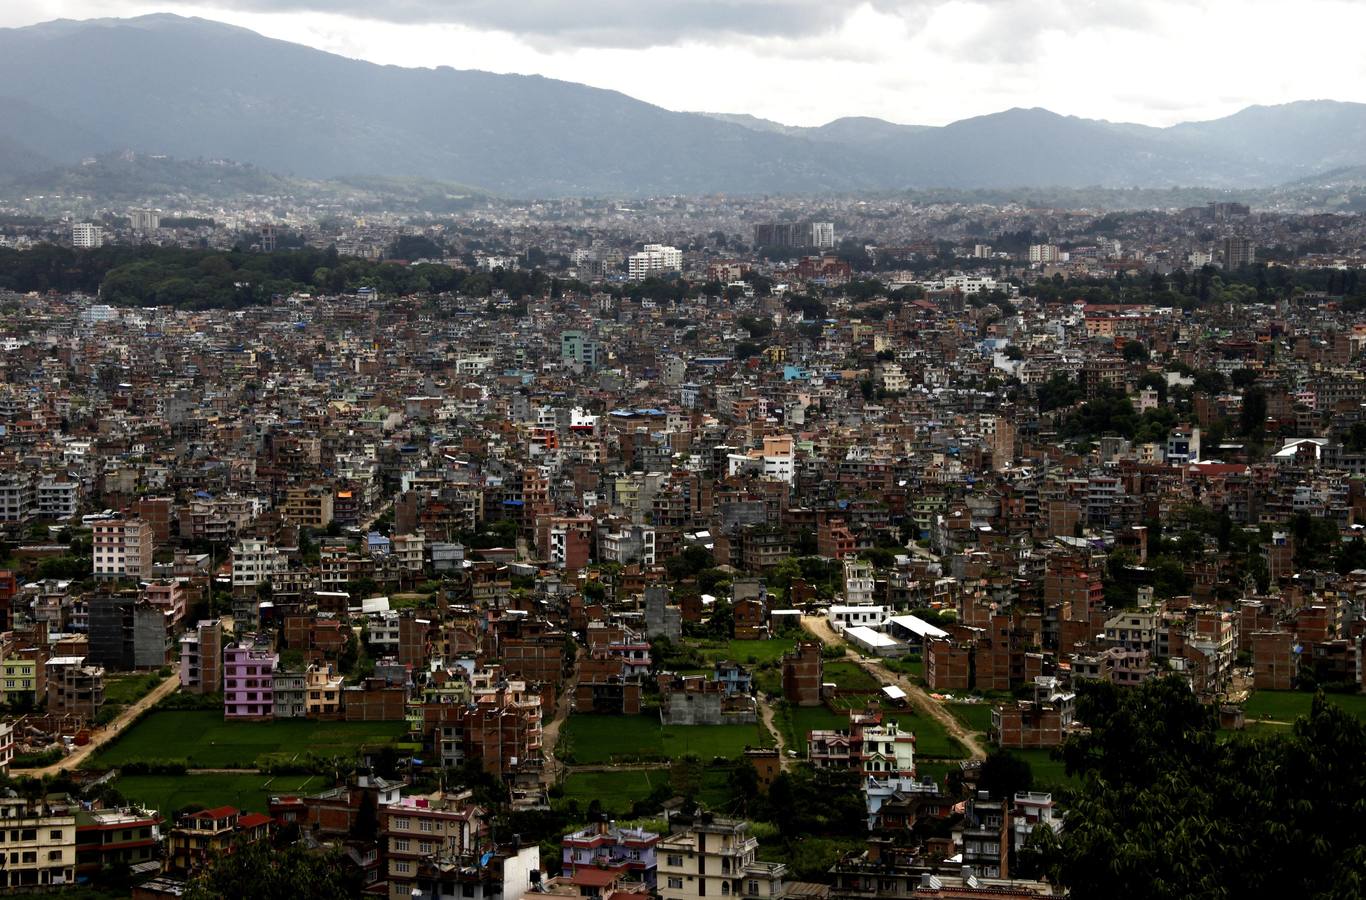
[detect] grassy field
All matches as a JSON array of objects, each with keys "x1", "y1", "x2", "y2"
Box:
[
  {"x1": 116, "y1": 772, "x2": 325, "y2": 821},
  {"x1": 691, "y1": 638, "x2": 796, "y2": 665},
  {"x1": 1012, "y1": 748, "x2": 1076, "y2": 790},
  {"x1": 89, "y1": 711, "x2": 407, "y2": 769},
  {"x1": 561, "y1": 714, "x2": 773, "y2": 764},
  {"x1": 946, "y1": 703, "x2": 995, "y2": 734},
  {"x1": 879, "y1": 655, "x2": 924, "y2": 685},
  {"x1": 886, "y1": 707, "x2": 967, "y2": 759},
  {"x1": 778, "y1": 703, "x2": 852, "y2": 754},
  {"x1": 103, "y1": 673, "x2": 164, "y2": 705},
  {"x1": 823, "y1": 661, "x2": 882, "y2": 692},
  {"x1": 561, "y1": 769, "x2": 669, "y2": 814},
  {"x1": 1242, "y1": 690, "x2": 1366, "y2": 723}
]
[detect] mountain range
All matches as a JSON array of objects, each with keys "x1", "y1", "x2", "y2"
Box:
[{"x1": 2, "y1": 14, "x2": 1366, "y2": 197}]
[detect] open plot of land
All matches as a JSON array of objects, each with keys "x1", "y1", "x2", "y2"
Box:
[
  {"x1": 1242, "y1": 690, "x2": 1366, "y2": 723},
  {"x1": 822, "y1": 661, "x2": 882, "y2": 692},
  {"x1": 561, "y1": 714, "x2": 772, "y2": 764},
  {"x1": 102, "y1": 673, "x2": 164, "y2": 706},
  {"x1": 116, "y1": 773, "x2": 324, "y2": 821},
  {"x1": 1011, "y1": 749, "x2": 1076, "y2": 790},
  {"x1": 692, "y1": 639, "x2": 796, "y2": 665},
  {"x1": 946, "y1": 703, "x2": 994, "y2": 734},
  {"x1": 778, "y1": 704, "x2": 852, "y2": 755},
  {"x1": 89, "y1": 711, "x2": 407, "y2": 769},
  {"x1": 561, "y1": 769, "x2": 669, "y2": 814},
  {"x1": 884, "y1": 707, "x2": 967, "y2": 759}
]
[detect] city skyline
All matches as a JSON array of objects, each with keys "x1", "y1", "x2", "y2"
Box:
[{"x1": 1, "y1": 0, "x2": 1364, "y2": 129}]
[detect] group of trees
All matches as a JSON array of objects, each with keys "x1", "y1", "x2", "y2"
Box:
[{"x1": 1046, "y1": 677, "x2": 1366, "y2": 898}]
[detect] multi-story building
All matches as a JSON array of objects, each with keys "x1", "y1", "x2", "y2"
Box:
[
  {"x1": 92, "y1": 518, "x2": 154, "y2": 581},
  {"x1": 35, "y1": 476, "x2": 79, "y2": 521},
  {"x1": 179, "y1": 619, "x2": 223, "y2": 694},
  {"x1": 282, "y1": 486, "x2": 334, "y2": 529},
  {"x1": 656, "y1": 815, "x2": 787, "y2": 900},
  {"x1": 627, "y1": 244, "x2": 682, "y2": 281},
  {"x1": 0, "y1": 794, "x2": 77, "y2": 890},
  {"x1": 380, "y1": 792, "x2": 487, "y2": 900},
  {"x1": 0, "y1": 472, "x2": 34, "y2": 523},
  {"x1": 71, "y1": 223, "x2": 103, "y2": 248},
  {"x1": 781, "y1": 642, "x2": 824, "y2": 707},
  {"x1": 0, "y1": 721, "x2": 13, "y2": 774},
  {"x1": 74, "y1": 807, "x2": 160, "y2": 880},
  {"x1": 562, "y1": 820, "x2": 660, "y2": 888},
  {"x1": 168, "y1": 806, "x2": 270, "y2": 873},
  {"x1": 305, "y1": 663, "x2": 344, "y2": 717},
  {"x1": 223, "y1": 637, "x2": 278, "y2": 719},
  {"x1": 231, "y1": 539, "x2": 287, "y2": 591}
]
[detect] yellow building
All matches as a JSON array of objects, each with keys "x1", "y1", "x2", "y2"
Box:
[{"x1": 0, "y1": 795, "x2": 77, "y2": 890}]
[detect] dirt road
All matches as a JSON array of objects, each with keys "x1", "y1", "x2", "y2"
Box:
[
  {"x1": 541, "y1": 643, "x2": 580, "y2": 785},
  {"x1": 800, "y1": 615, "x2": 986, "y2": 760},
  {"x1": 756, "y1": 693, "x2": 795, "y2": 771},
  {"x1": 18, "y1": 674, "x2": 181, "y2": 777}
]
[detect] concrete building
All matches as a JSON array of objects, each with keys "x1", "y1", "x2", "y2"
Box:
[
  {"x1": 628, "y1": 244, "x2": 682, "y2": 281},
  {"x1": 656, "y1": 815, "x2": 787, "y2": 900},
  {"x1": 223, "y1": 637, "x2": 278, "y2": 719},
  {"x1": 92, "y1": 518, "x2": 154, "y2": 581},
  {"x1": 179, "y1": 619, "x2": 223, "y2": 694},
  {"x1": 0, "y1": 794, "x2": 77, "y2": 890},
  {"x1": 781, "y1": 642, "x2": 824, "y2": 707},
  {"x1": 71, "y1": 223, "x2": 103, "y2": 249},
  {"x1": 562, "y1": 821, "x2": 660, "y2": 888}
]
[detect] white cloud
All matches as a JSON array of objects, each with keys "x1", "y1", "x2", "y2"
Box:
[{"x1": 0, "y1": 0, "x2": 1363, "y2": 127}]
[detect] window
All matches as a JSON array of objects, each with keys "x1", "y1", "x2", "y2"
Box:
[
  {"x1": 393, "y1": 817, "x2": 410, "y2": 830},
  {"x1": 419, "y1": 819, "x2": 434, "y2": 832},
  {"x1": 463, "y1": 886, "x2": 475, "y2": 898},
  {"x1": 48, "y1": 830, "x2": 61, "y2": 841},
  {"x1": 668, "y1": 878, "x2": 684, "y2": 890},
  {"x1": 395, "y1": 839, "x2": 410, "y2": 852},
  {"x1": 668, "y1": 854, "x2": 684, "y2": 868},
  {"x1": 722, "y1": 884, "x2": 730, "y2": 896},
  {"x1": 395, "y1": 860, "x2": 411, "y2": 874},
  {"x1": 748, "y1": 882, "x2": 759, "y2": 896},
  {"x1": 47, "y1": 850, "x2": 62, "y2": 861}
]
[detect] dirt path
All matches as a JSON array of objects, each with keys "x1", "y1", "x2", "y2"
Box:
[
  {"x1": 541, "y1": 643, "x2": 580, "y2": 785},
  {"x1": 800, "y1": 615, "x2": 986, "y2": 761},
  {"x1": 19, "y1": 674, "x2": 181, "y2": 777},
  {"x1": 756, "y1": 693, "x2": 795, "y2": 771}
]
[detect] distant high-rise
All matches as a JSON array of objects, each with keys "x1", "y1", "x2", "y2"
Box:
[
  {"x1": 1029, "y1": 243, "x2": 1060, "y2": 264},
  {"x1": 753, "y1": 221, "x2": 835, "y2": 249},
  {"x1": 627, "y1": 244, "x2": 682, "y2": 280},
  {"x1": 129, "y1": 209, "x2": 160, "y2": 231},
  {"x1": 71, "y1": 223, "x2": 103, "y2": 249},
  {"x1": 1222, "y1": 236, "x2": 1255, "y2": 269}
]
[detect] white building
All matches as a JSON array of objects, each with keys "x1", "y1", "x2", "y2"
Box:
[
  {"x1": 92, "y1": 518, "x2": 154, "y2": 581},
  {"x1": 828, "y1": 604, "x2": 892, "y2": 633},
  {"x1": 35, "y1": 476, "x2": 79, "y2": 520},
  {"x1": 810, "y1": 222, "x2": 836, "y2": 249},
  {"x1": 71, "y1": 223, "x2": 103, "y2": 249},
  {"x1": 627, "y1": 244, "x2": 683, "y2": 280},
  {"x1": 230, "y1": 538, "x2": 286, "y2": 590},
  {"x1": 1028, "y1": 244, "x2": 1060, "y2": 264}
]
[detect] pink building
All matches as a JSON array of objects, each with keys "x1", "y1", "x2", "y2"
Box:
[
  {"x1": 223, "y1": 637, "x2": 278, "y2": 719},
  {"x1": 141, "y1": 580, "x2": 187, "y2": 627}
]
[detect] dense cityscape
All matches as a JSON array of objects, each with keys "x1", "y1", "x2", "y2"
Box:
[{"x1": 1, "y1": 4, "x2": 1366, "y2": 899}]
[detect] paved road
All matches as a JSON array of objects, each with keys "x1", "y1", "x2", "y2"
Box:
[
  {"x1": 18, "y1": 674, "x2": 181, "y2": 777},
  {"x1": 800, "y1": 615, "x2": 986, "y2": 761}
]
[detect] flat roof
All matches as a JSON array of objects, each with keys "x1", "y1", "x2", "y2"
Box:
[
  {"x1": 844, "y1": 625, "x2": 901, "y2": 647},
  {"x1": 888, "y1": 614, "x2": 949, "y2": 639}
]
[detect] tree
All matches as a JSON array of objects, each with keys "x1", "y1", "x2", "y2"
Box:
[
  {"x1": 977, "y1": 747, "x2": 1033, "y2": 800},
  {"x1": 1121, "y1": 340, "x2": 1149, "y2": 362},
  {"x1": 186, "y1": 839, "x2": 362, "y2": 900}
]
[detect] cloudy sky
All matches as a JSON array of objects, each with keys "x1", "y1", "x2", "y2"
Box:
[{"x1": 2, "y1": 0, "x2": 1364, "y2": 127}]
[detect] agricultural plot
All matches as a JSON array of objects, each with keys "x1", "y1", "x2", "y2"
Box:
[{"x1": 89, "y1": 711, "x2": 407, "y2": 769}]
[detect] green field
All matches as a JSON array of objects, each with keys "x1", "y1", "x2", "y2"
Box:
[
  {"x1": 1011, "y1": 748, "x2": 1076, "y2": 790},
  {"x1": 884, "y1": 707, "x2": 966, "y2": 759},
  {"x1": 116, "y1": 773, "x2": 325, "y2": 821},
  {"x1": 946, "y1": 703, "x2": 994, "y2": 734},
  {"x1": 823, "y1": 661, "x2": 882, "y2": 692},
  {"x1": 561, "y1": 714, "x2": 773, "y2": 763},
  {"x1": 879, "y1": 655, "x2": 924, "y2": 684},
  {"x1": 778, "y1": 704, "x2": 852, "y2": 754},
  {"x1": 1242, "y1": 690, "x2": 1366, "y2": 723},
  {"x1": 103, "y1": 673, "x2": 164, "y2": 705},
  {"x1": 89, "y1": 711, "x2": 407, "y2": 769},
  {"x1": 561, "y1": 769, "x2": 670, "y2": 814},
  {"x1": 692, "y1": 638, "x2": 796, "y2": 665}
]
